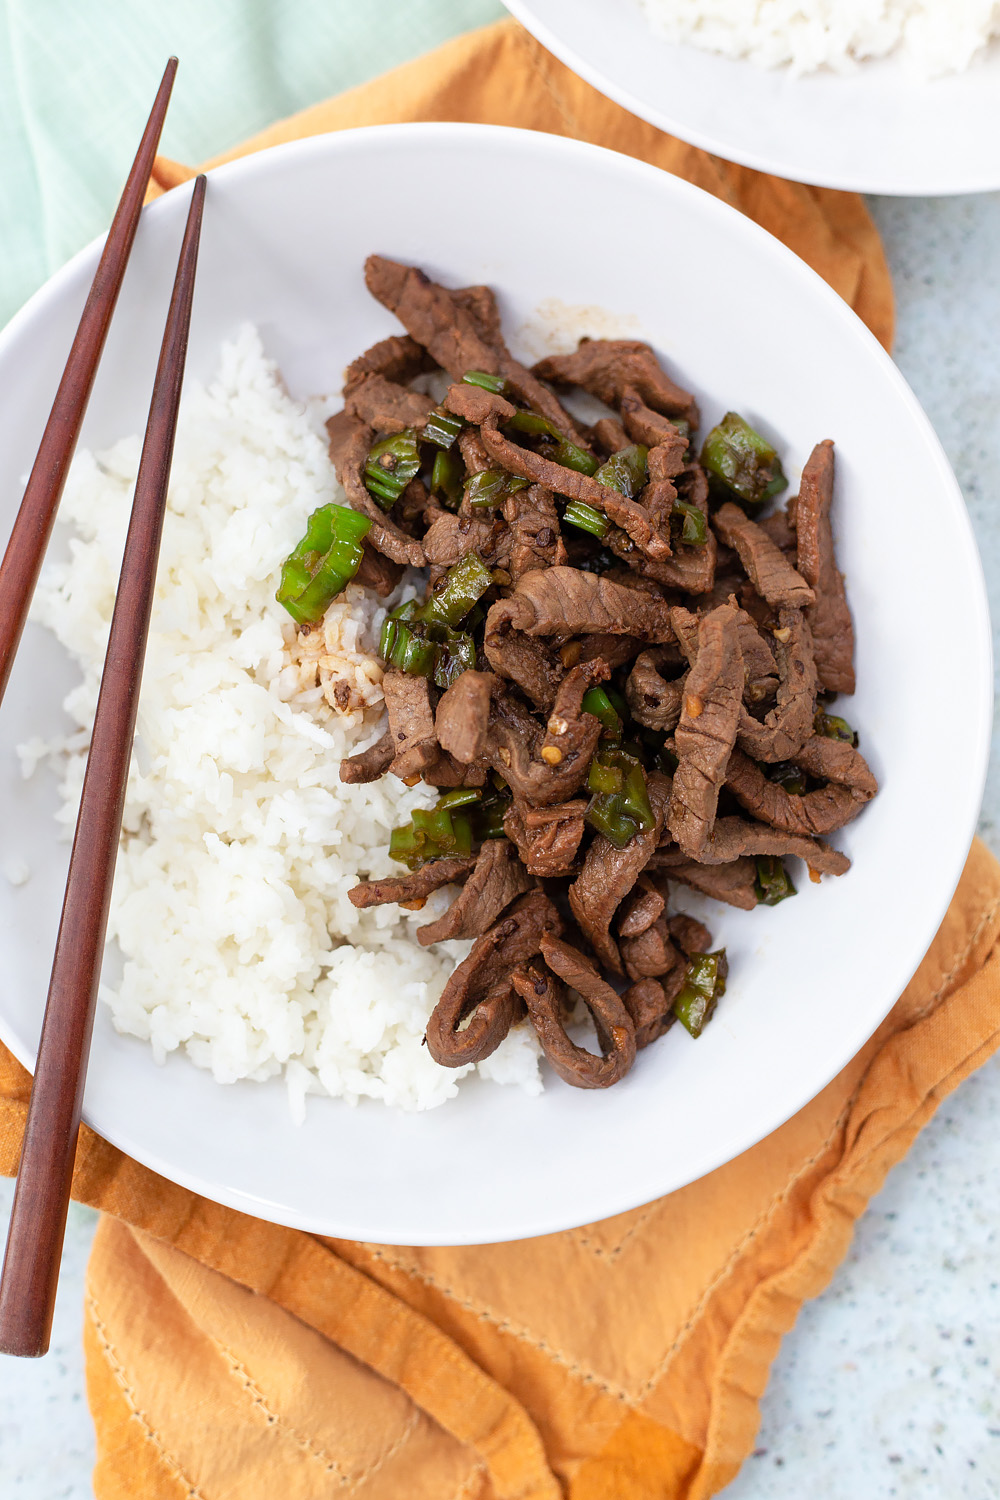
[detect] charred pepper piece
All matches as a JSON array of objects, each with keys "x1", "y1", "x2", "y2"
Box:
[
  {"x1": 562, "y1": 501, "x2": 609, "y2": 539},
  {"x1": 276, "y1": 503, "x2": 372, "y2": 625},
  {"x1": 673, "y1": 950, "x2": 728, "y2": 1037},
  {"x1": 700, "y1": 412, "x2": 787, "y2": 508},
  {"x1": 422, "y1": 405, "x2": 464, "y2": 450},
  {"x1": 364, "y1": 428, "x2": 421, "y2": 510},
  {"x1": 585, "y1": 747, "x2": 655, "y2": 849},
  {"x1": 594, "y1": 442, "x2": 649, "y2": 499},
  {"x1": 505, "y1": 409, "x2": 599, "y2": 477},
  {"x1": 754, "y1": 856, "x2": 797, "y2": 906},
  {"x1": 813, "y1": 710, "x2": 859, "y2": 747},
  {"x1": 389, "y1": 803, "x2": 474, "y2": 869}
]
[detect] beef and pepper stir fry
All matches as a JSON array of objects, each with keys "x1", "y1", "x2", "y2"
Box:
[{"x1": 276, "y1": 257, "x2": 878, "y2": 1090}]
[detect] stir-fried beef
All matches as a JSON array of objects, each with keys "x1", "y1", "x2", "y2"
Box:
[
  {"x1": 343, "y1": 333, "x2": 432, "y2": 392},
  {"x1": 795, "y1": 440, "x2": 856, "y2": 694},
  {"x1": 733, "y1": 609, "x2": 778, "y2": 704},
  {"x1": 649, "y1": 851, "x2": 760, "y2": 910},
  {"x1": 626, "y1": 649, "x2": 685, "y2": 733},
  {"x1": 736, "y1": 608, "x2": 817, "y2": 763},
  {"x1": 620, "y1": 916, "x2": 681, "y2": 981},
  {"x1": 436, "y1": 669, "x2": 494, "y2": 764},
  {"x1": 622, "y1": 976, "x2": 684, "y2": 1050},
  {"x1": 353, "y1": 545, "x2": 404, "y2": 598},
  {"x1": 528, "y1": 932, "x2": 637, "y2": 1088},
  {"x1": 725, "y1": 739, "x2": 877, "y2": 837},
  {"x1": 422, "y1": 512, "x2": 510, "y2": 570},
  {"x1": 713, "y1": 502, "x2": 815, "y2": 609},
  {"x1": 326, "y1": 412, "x2": 426, "y2": 567},
  {"x1": 318, "y1": 261, "x2": 876, "y2": 1090},
  {"x1": 339, "y1": 728, "x2": 394, "y2": 784},
  {"x1": 345, "y1": 374, "x2": 434, "y2": 435},
  {"x1": 503, "y1": 799, "x2": 587, "y2": 877},
  {"x1": 668, "y1": 605, "x2": 744, "y2": 857},
  {"x1": 426, "y1": 890, "x2": 562, "y2": 1066},
  {"x1": 568, "y1": 771, "x2": 671, "y2": 974},
  {"x1": 416, "y1": 838, "x2": 532, "y2": 945},
  {"x1": 693, "y1": 818, "x2": 851, "y2": 875},
  {"x1": 347, "y1": 856, "x2": 475, "y2": 909},
  {"x1": 501, "y1": 567, "x2": 675, "y2": 642},
  {"x1": 483, "y1": 617, "x2": 564, "y2": 711},
  {"x1": 533, "y1": 339, "x2": 699, "y2": 429},
  {"x1": 616, "y1": 878, "x2": 665, "y2": 937},
  {"x1": 365, "y1": 256, "x2": 500, "y2": 379},
  {"x1": 668, "y1": 913, "x2": 712, "y2": 955},
  {"x1": 503, "y1": 484, "x2": 566, "y2": 579}
]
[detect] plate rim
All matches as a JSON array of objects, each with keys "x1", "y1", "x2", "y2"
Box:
[{"x1": 502, "y1": 0, "x2": 1000, "y2": 196}]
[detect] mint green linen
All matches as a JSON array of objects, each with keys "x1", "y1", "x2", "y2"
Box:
[{"x1": 0, "y1": 0, "x2": 504, "y2": 328}]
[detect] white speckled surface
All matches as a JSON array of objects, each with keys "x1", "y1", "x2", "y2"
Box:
[{"x1": 2, "y1": 193, "x2": 1000, "y2": 1497}]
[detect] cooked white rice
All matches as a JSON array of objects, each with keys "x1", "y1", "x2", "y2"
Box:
[
  {"x1": 26, "y1": 327, "x2": 542, "y2": 1115},
  {"x1": 637, "y1": 0, "x2": 1000, "y2": 78}
]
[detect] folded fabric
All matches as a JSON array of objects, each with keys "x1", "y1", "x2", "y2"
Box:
[{"x1": 7, "y1": 19, "x2": 997, "y2": 1500}]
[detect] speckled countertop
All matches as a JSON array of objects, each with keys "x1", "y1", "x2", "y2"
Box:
[{"x1": 2, "y1": 193, "x2": 999, "y2": 1500}]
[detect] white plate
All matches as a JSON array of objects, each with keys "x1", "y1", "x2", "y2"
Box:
[
  {"x1": 0, "y1": 124, "x2": 990, "y2": 1244},
  {"x1": 505, "y1": 0, "x2": 1000, "y2": 195}
]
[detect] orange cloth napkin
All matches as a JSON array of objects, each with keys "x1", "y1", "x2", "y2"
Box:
[{"x1": 5, "y1": 19, "x2": 999, "y2": 1499}]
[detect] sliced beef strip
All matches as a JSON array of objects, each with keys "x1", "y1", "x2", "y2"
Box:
[
  {"x1": 795, "y1": 439, "x2": 855, "y2": 695},
  {"x1": 347, "y1": 856, "x2": 476, "y2": 909},
  {"x1": 568, "y1": 770, "x2": 671, "y2": 976},
  {"x1": 502, "y1": 484, "x2": 566, "y2": 579},
  {"x1": 339, "y1": 727, "x2": 394, "y2": 785},
  {"x1": 649, "y1": 851, "x2": 760, "y2": 910},
  {"x1": 343, "y1": 333, "x2": 432, "y2": 393},
  {"x1": 733, "y1": 608, "x2": 779, "y2": 705},
  {"x1": 416, "y1": 838, "x2": 533, "y2": 945},
  {"x1": 484, "y1": 671, "x2": 603, "y2": 806},
  {"x1": 625, "y1": 463, "x2": 717, "y2": 595},
  {"x1": 575, "y1": 633, "x2": 646, "y2": 671},
  {"x1": 353, "y1": 544, "x2": 404, "y2": 598},
  {"x1": 592, "y1": 416, "x2": 630, "y2": 453},
  {"x1": 325, "y1": 412, "x2": 426, "y2": 568},
  {"x1": 626, "y1": 648, "x2": 685, "y2": 733},
  {"x1": 435, "y1": 670, "x2": 495, "y2": 765},
  {"x1": 713, "y1": 502, "x2": 815, "y2": 610},
  {"x1": 725, "y1": 738, "x2": 876, "y2": 837},
  {"x1": 621, "y1": 393, "x2": 689, "y2": 450},
  {"x1": 668, "y1": 913, "x2": 712, "y2": 955},
  {"x1": 447, "y1": 281, "x2": 591, "y2": 446},
  {"x1": 422, "y1": 512, "x2": 511, "y2": 570},
  {"x1": 533, "y1": 339, "x2": 699, "y2": 428},
  {"x1": 364, "y1": 256, "x2": 500, "y2": 379},
  {"x1": 503, "y1": 800, "x2": 586, "y2": 877},
  {"x1": 758, "y1": 507, "x2": 798, "y2": 555},
  {"x1": 530, "y1": 931, "x2": 637, "y2": 1088},
  {"x1": 344, "y1": 374, "x2": 434, "y2": 435},
  {"x1": 616, "y1": 878, "x2": 665, "y2": 937},
  {"x1": 539, "y1": 658, "x2": 609, "y2": 776},
  {"x1": 667, "y1": 604, "x2": 744, "y2": 858},
  {"x1": 691, "y1": 817, "x2": 851, "y2": 876},
  {"x1": 620, "y1": 916, "x2": 682, "y2": 982},
  {"x1": 736, "y1": 608, "x2": 817, "y2": 763},
  {"x1": 457, "y1": 426, "x2": 493, "y2": 477},
  {"x1": 483, "y1": 610, "x2": 565, "y2": 712},
  {"x1": 500, "y1": 566, "x2": 675, "y2": 643},
  {"x1": 425, "y1": 890, "x2": 563, "y2": 1066},
  {"x1": 622, "y1": 975, "x2": 685, "y2": 1050},
  {"x1": 383, "y1": 671, "x2": 439, "y2": 779}
]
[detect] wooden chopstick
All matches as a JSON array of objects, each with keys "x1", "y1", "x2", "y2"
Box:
[
  {"x1": 0, "y1": 56, "x2": 178, "y2": 710},
  {"x1": 0, "y1": 174, "x2": 207, "y2": 1359}
]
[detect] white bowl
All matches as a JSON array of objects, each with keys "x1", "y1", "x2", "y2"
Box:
[
  {"x1": 0, "y1": 124, "x2": 990, "y2": 1244},
  {"x1": 505, "y1": 0, "x2": 1000, "y2": 195}
]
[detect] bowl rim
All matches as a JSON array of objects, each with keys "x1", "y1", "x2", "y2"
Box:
[{"x1": 0, "y1": 120, "x2": 992, "y2": 1242}]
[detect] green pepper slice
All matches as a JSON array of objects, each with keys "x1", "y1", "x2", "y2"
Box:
[{"x1": 276, "y1": 503, "x2": 372, "y2": 625}]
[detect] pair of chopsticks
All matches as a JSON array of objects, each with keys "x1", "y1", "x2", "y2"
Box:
[{"x1": 0, "y1": 59, "x2": 207, "y2": 1358}]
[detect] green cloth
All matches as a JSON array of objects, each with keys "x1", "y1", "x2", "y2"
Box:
[{"x1": 0, "y1": 0, "x2": 504, "y2": 329}]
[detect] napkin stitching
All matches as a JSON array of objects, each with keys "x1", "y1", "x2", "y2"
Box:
[
  {"x1": 518, "y1": 31, "x2": 579, "y2": 137},
  {"x1": 635, "y1": 895, "x2": 1000, "y2": 1402},
  {"x1": 361, "y1": 1249, "x2": 633, "y2": 1402},
  {"x1": 216, "y1": 1342, "x2": 421, "y2": 1484},
  {"x1": 86, "y1": 1291, "x2": 205, "y2": 1499},
  {"x1": 569, "y1": 1200, "x2": 664, "y2": 1261}
]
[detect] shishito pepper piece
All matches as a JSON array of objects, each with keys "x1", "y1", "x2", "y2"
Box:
[{"x1": 276, "y1": 503, "x2": 372, "y2": 625}]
